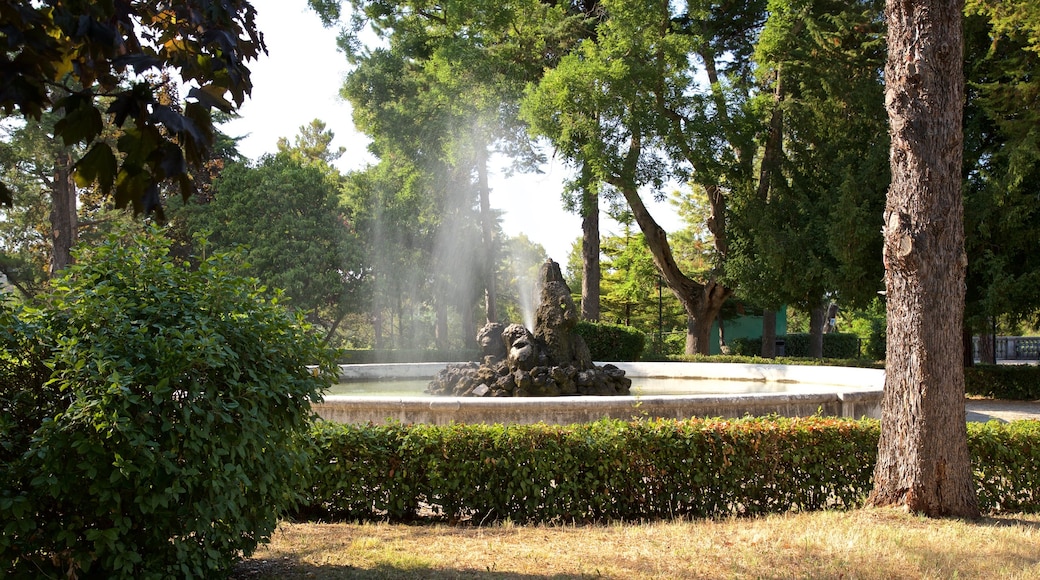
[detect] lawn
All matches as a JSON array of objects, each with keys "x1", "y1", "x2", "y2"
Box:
[{"x1": 232, "y1": 509, "x2": 1040, "y2": 579}]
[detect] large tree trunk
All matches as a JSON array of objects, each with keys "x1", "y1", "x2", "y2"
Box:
[
  {"x1": 760, "y1": 309, "x2": 777, "y2": 358},
  {"x1": 609, "y1": 135, "x2": 734, "y2": 355},
  {"x1": 683, "y1": 281, "x2": 730, "y2": 355},
  {"x1": 475, "y1": 142, "x2": 498, "y2": 323},
  {"x1": 977, "y1": 331, "x2": 995, "y2": 364},
  {"x1": 580, "y1": 180, "x2": 600, "y2": 322},
  {"x1": 434, "y1": 299, "x2": 448, "y2": 351},
  {"x1": 50, "y1": 151, "x2": 77, "y2": 275},
  {"x1": 868, "y1": 0, "x2": 979, "y2": 518},
  {"x1": 809, "y1": 303, "x2": 826, "y2": 359}
]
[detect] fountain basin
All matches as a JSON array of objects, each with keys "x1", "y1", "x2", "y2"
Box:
[{"x1": 313, "y1": 362, "x2": 884, "y2": 425}]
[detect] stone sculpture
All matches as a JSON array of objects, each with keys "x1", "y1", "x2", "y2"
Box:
[{"x1": 427, "y1": 259, "x2": 631, "y2": 397}]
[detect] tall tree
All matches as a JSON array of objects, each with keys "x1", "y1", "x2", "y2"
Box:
[
  {"x1": 524, "y1": 0, "x2": 774, "y2": 354},
  {"x1": 276, "y1": 119, "x2": 347, "y2": 169},
  {"x1": 961, "y1": 1, "x2": 1040, "y2": 352},
  {"x1": 181, "y1": 152, "x2": 365, "y2": 344},
  {"x1": 0, "y1": 1, "x2": 265, "y2": 217},
  {"x1": 727, "y1": 0, "x2": 888, "y2": 358},
  {"x1": 315, "y1": 0, "x2": 561, "y2": 329},
  {"x1": 867, "y1": 0, "x2": 979, "y2": 517}
]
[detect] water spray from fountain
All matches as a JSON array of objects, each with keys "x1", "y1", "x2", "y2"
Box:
[{"x1": 427, "y1": 259, "x2": 630, "y2": 397}]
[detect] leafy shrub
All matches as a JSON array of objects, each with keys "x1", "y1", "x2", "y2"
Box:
[
  {"x1": 965, "y1": 365, "x2": 1040, "y2": 400},
  {"x1": 575, "y1": 321, "x2": 646, "y2": 361},
  {"x1": 729, "y1": 336, "x2": 760, "y2": 356},
  {"x1": 821, "y1": 334, "x2": 861, "y2": 359},
  {"x1": 0, "y1": 230, "x2": 337, "y2": 579},
  {"x1": 299, "y1": 417, "x2": 1040, "y2": 524}
]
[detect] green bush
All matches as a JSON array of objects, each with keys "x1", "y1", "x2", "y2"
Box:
[
  {"x1": 965, "y1": 365, "x2": 1040, "y2": 400},
  {"x1": 298, "y1": 417, "x2": 1040, "y2": 524},
  {"x1": 576, "y1": 321, "x2": 646, "y2": 361},
  {"x1": 0, "y1": 230, "x2": 337, "y2": 579}
]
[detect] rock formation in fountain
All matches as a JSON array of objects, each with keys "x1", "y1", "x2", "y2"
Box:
[{"x1": 427, "y1": 259, "x2": 631, "y2": 397}]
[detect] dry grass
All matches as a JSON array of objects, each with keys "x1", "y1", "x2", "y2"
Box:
[{"x1": 232, "y1": 510, "x2": 1040, "y2": 579}]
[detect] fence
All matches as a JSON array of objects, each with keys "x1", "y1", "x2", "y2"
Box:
[{"x1": 973, "y1": 336, "x2": 1040, "y2": 362}]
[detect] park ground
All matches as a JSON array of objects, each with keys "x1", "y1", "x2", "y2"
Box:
[
  {"x1": 234, "y1": 399, "x2": 1040, "y2": 579},
  {"x1": 233, "y1": 508, "x2": 1040, "y2": 579}
]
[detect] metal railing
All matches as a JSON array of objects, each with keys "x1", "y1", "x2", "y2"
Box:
[{"x1": 973, "y1": 336, "x2": 1040, "y2": 362}]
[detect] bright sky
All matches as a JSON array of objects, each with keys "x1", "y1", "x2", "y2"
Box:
[{"x1": 222, "y1": 0, "x2": 683, "y2": 262}]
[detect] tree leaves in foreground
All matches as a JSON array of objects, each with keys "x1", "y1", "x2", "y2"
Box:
[{"x1": 0, "y1": 1, "x2": 265, "y2": 216}]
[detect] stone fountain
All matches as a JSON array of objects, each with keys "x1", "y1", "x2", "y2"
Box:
[{"x1": 426, "y1": 259, "x2": 631, "y2": 397}]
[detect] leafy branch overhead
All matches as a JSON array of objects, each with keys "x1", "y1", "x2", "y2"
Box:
[{"x1": 0, "y1": 1, "x2": 266, "y2": 215}]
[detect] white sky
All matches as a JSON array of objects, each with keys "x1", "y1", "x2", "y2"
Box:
[{"x1": 222, "y1": 0, "x2": 682, "y2": 262}]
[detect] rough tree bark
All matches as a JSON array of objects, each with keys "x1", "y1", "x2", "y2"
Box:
[
  {"x1": 580, "y1": 178, "x2": 601, "y2": 322},
  {"x1": 809, "y1": 303, "x2": 826, "y2": 359},
  {"x1": 867, "y1": 0, "x2": 980, "y2": 518},
  {"x1": 609, "y1": 135, "x2": 733, "y2": 354},
  {"x1": 475, "y1": 141, "x2": 498, "y2": 323},
  {"x1": 49, "y1": 151, "x2": 77, "y2": 275},
  {"x1": 760, "y1": 309, "x2": 777, "y2": 358}
]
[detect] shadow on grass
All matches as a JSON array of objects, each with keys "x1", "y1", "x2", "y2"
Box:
[
  {"x1": 231, "y1": 557, "x2": 602, "y2": 580},
  {"x1": 982, "y1": 515, "x2": 1040, "y2": 530}
]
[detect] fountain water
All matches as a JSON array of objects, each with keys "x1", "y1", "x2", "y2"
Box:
[
  {"x1": 315, "y1": 259, "x2": 884, "y2": 424},
  {"x1": 315, "y1": 361, "x2": 883, "y2": 425}
]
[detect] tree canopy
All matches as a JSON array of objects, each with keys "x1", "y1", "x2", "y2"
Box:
[{"x1": 179, "y1": 148, "x2": 365, "y2": 344}]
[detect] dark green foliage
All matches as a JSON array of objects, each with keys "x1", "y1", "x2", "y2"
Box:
[
  {"x1": 731, "y1": 333, "x2": 861, "y2": 359},
  {"x1": 299, "y1": 417, "x2": 1040, "y2": 524},
  {"x1": 641, "y1": 332, "x2": 691, "y2": 360},
  {"x1": 965, "y1": 365, "x2": 1040, "y2": 400},
  {"x1": 575, "y1": 321, "x2": 646, "y2": 361},
  {"x1": 0, "y1": 229, "x2": 337, "y2": 579},
  {"x1": 300, "y1": 417, "x2": 879, "y2": 523},
  {"x1": 866, "y1": 317, "x2": 887, "y2": 361}
]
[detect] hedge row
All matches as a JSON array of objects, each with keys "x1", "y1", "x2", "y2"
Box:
[
  {"x1": 339, "y1": 323, "x2": 646, "y2": 364},
  {"x1": 576, "y1": 321, "x2": 646, "y2": 361},
  {"x1": 731, "y1": 333, "x2": 862, "y2": 359},
  {"x1": 338, "y1": 349, "x2": 480, "y2": 364},
  {"x1": 965, "y1": 364, "x2": 1040, "y2": 400},
  {"x1": 297, "y1": 418, "x2": 1039, "y2": 524}
]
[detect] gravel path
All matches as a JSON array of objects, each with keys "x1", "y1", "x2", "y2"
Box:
[{"x1": 965, "y1": 399, "x2": 1040, "y2": 423}]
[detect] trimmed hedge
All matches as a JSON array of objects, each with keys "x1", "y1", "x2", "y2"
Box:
[
  {"x1": 338, "y1": 322, "x2": 647, "y2": 364},
  {"x1": 731, "y1": 333, "x2": 862, "y2": 359},
  {"x1": 298, "y1": 417, "x2": 878, "y2": 523},
  {"x1": 661, "y1": 353, "x2": 882, "y2": 368},
  {"x1": 338, "y1": 349, "x2": 480, "y2": 364},
  {"x1": 576, "y1": 321, "x2": 646, "y2": 361},
  {"x1": 298, "y1": 418, "x2": 1040, "y2": 524},
  {"x1": 965, "y1": 364, "x2": 1040, "y2": 400}
]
